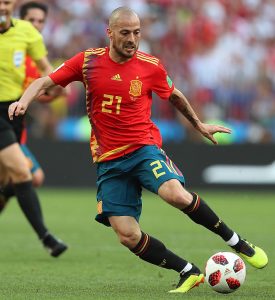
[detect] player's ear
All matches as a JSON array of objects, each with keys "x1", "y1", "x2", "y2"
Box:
[{"x1": 107, "y1": 28, "x2": 112, "y2": 39}]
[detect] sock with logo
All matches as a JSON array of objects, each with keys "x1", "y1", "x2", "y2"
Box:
[
  {"x1": 182, "y1": 192, "x2": 234, "y2": 241},
  {"x1": 130, "y1": 231, "x2": 189, "y2": 272}
]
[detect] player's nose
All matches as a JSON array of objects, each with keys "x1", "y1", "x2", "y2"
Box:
[{"x1": 128, "y1": 32, "x2": 135, "y2": 42}]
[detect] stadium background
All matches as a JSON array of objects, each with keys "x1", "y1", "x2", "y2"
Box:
[{"x1": 15, "y1": 0, "x2": 275, "y2": 188}]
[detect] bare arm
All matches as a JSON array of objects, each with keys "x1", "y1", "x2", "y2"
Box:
[
  {"x1": 8, "y1": 76, "x2": 56, "y2": 120},
  {"x1": 169, "y1": 88, "x2": 231, "y2": 144},
  {"x1": 35, "y1": 56, "x2": 53, "y2": 76},
  {"x1": 169, "y1": 88, "x2": 201, "y2": 129},
  {"x1": 36, "y1": 57, "x2": 66, "y2": 102}
]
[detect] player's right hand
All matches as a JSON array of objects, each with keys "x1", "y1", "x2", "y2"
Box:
[{"x1": 8, "y1": 101, "x2": 27, "y2": 120}]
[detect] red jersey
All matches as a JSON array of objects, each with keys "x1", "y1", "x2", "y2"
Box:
[
  {"x1": 49, "y1": 47, "x2": 174, "y2": 162},
  {"x1": 23, "y1": 56, "x2": 41, "y2": 90}
]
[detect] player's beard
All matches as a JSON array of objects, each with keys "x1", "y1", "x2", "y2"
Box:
[{"x1": 113, "y1": 41, "x2": 138, "y2": 60}]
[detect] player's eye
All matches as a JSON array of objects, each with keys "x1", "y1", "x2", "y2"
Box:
[{"x1": 29, "y1": 18, "x2": 44, "y2": 23}]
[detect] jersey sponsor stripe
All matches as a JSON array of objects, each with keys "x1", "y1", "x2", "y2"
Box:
[
  {"x1": 136, "y1": 55, "x2": 158, "y2": 62},
  {"x1": 87, "y1": 48, "x2": 106, "y2": 55},
  {"x1": 86, "y1": 47, "x2": 106, "y2": 52},
  {"x1": 136, "y1": 56, "x2": 159, "y2": 66},
  {"x1": 136, "y1": 53, "x2": 159, "y2": 63}
]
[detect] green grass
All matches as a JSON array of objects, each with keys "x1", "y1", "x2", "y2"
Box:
[{"x1": 0, "y1": 189, "x2": 274, "y2": 299}]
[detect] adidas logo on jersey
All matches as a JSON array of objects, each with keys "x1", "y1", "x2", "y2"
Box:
[{"x1": 111, "y1": 74, "x2": 122, "y2": 81}]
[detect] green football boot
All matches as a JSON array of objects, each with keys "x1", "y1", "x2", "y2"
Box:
[
  {"x1": 169, "y1": 265, "x2": 204, "y2": 293},
  {"x1": 234, "y1": 239, "x2": 268, "y2": 269}
]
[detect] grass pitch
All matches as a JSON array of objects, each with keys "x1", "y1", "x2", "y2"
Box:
[{"x1": 0, "y1": 188, "x2": 274, "y2": 299}]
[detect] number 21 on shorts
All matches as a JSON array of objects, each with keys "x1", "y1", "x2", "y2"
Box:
[{"x1": 150, "y1": 159, "x2": 180, "y2": 179}]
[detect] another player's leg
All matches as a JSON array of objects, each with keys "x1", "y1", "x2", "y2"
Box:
[
  {"x1": 0, "y1": 161, "x2": 11, "y2": 212},
  {"x1": 0, "y1": 126, "x2": 67, "y2": 257},
  {"x1": 109, "y1": 216, "x2": 204, "y2": 293},
  {"x1": 158, "y1": 179, "x2": 268, "y2": 269},
  {"x1": 0, "y1": 145, "x2": 45, "y2": 213}
]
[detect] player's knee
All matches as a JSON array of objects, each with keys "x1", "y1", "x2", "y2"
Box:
[
  {"x1": 32, "y1": 169, "x2": 45, "y2": 187},
  {"x1": 117, "y1": 230, "x2": 141, "y2": 249},
  {"x1": 9, "y1": 163, "x2": 32, "y2": 183},
  {"x1": 158, "y1": 179, "x2": 191, "y2": 208},
  {"x1": 165, "y1": 190, "x2": 193, "y2": 209}
]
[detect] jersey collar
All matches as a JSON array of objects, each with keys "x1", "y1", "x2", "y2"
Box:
[{"x1": 0, "y1": 18, "x2": 14, "y2": 34}]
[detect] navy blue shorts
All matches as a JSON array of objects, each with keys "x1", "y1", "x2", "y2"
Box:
[
  {"x1": 96, "y1": 145, "x2": 185, "y2": 226},
  {"x1": 21, "y1": 144, "x2": 41, "y2": 173}
]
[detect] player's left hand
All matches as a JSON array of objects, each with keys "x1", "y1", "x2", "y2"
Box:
[
  {"x1": 197, "y1": 122, "x2": 232, "y2": 144},
  {"x1": 8, "y1": 101, "x2": 28, "y2": 120}
]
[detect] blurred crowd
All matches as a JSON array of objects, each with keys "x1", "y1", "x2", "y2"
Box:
[{"x1": 15, "y1": 0, "x2": 275, "y2": 144}]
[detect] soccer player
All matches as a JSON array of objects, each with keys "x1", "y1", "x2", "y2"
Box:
[
  {"x1": 0, "y1": 2, "x2": 49, "y2": 212},
  {"x1": 9, "y1": 7, "x2": 268, "y2": 292},
  {"x1": 20, "y1": 1, "x2": 47, "y2": 33},
  {"x1": 0, "y1": 0, "x2": 67, "y2": 257}
]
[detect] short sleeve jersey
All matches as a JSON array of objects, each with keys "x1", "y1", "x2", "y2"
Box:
[
  {"x1": 0, "y1": 19, "x2": 47, "y2": 101},
  {"x1": 49, "y1": 47, "x2": 174, "y2": 162}
]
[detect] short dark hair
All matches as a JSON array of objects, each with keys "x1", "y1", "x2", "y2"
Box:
[{"x1": 19, "y1": 1, "x2": 48, "y2": 19}]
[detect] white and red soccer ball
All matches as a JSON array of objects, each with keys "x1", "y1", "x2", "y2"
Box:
[{"x1": 205, "y1": 252, "x2": 246, "y2": 294}]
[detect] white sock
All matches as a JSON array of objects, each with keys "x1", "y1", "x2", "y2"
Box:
[
  {"x1": 180, "y1": 263, "x2": 192, "y2": 275},
  {"x1": 226, "y1": 232, "x2": 239, "y2": 246}
]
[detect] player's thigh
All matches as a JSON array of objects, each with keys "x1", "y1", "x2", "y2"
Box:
[
  {"x1": 0, "y1": 143, "x2": 31, "y2": 181},
  {"x1": 134, "y1": 146, "x2": 185, "y2": 194},
  {"x1": 158, "y1": 178, "x2": 193, "y2": 208},
  {"x1": 96, "y1": 172, "x2": 142, "y2": 227}
]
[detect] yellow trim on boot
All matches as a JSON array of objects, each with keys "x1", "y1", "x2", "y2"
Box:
[
  {"x1": 239, "y1": 244, "x2": 268, "y2": 269},
  {"x1": 169, "y1": 274, "x2": 204, "y2": 293}
]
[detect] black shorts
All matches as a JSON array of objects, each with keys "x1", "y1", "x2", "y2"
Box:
[
  {"x1": 0, "y1": 101, "x2": 24, "y2": 142},
  {"x1": 0, "y1": 118, "x2": 17, "y2": 150}
]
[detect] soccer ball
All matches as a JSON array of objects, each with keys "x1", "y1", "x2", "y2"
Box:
[{"x1": 205, "y1": 252, "x2": 246, "y2": 294}]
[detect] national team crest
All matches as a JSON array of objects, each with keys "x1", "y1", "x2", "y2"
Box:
[{"x1": 129, "y1": 79, "x2": 142, "y2": 97}]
